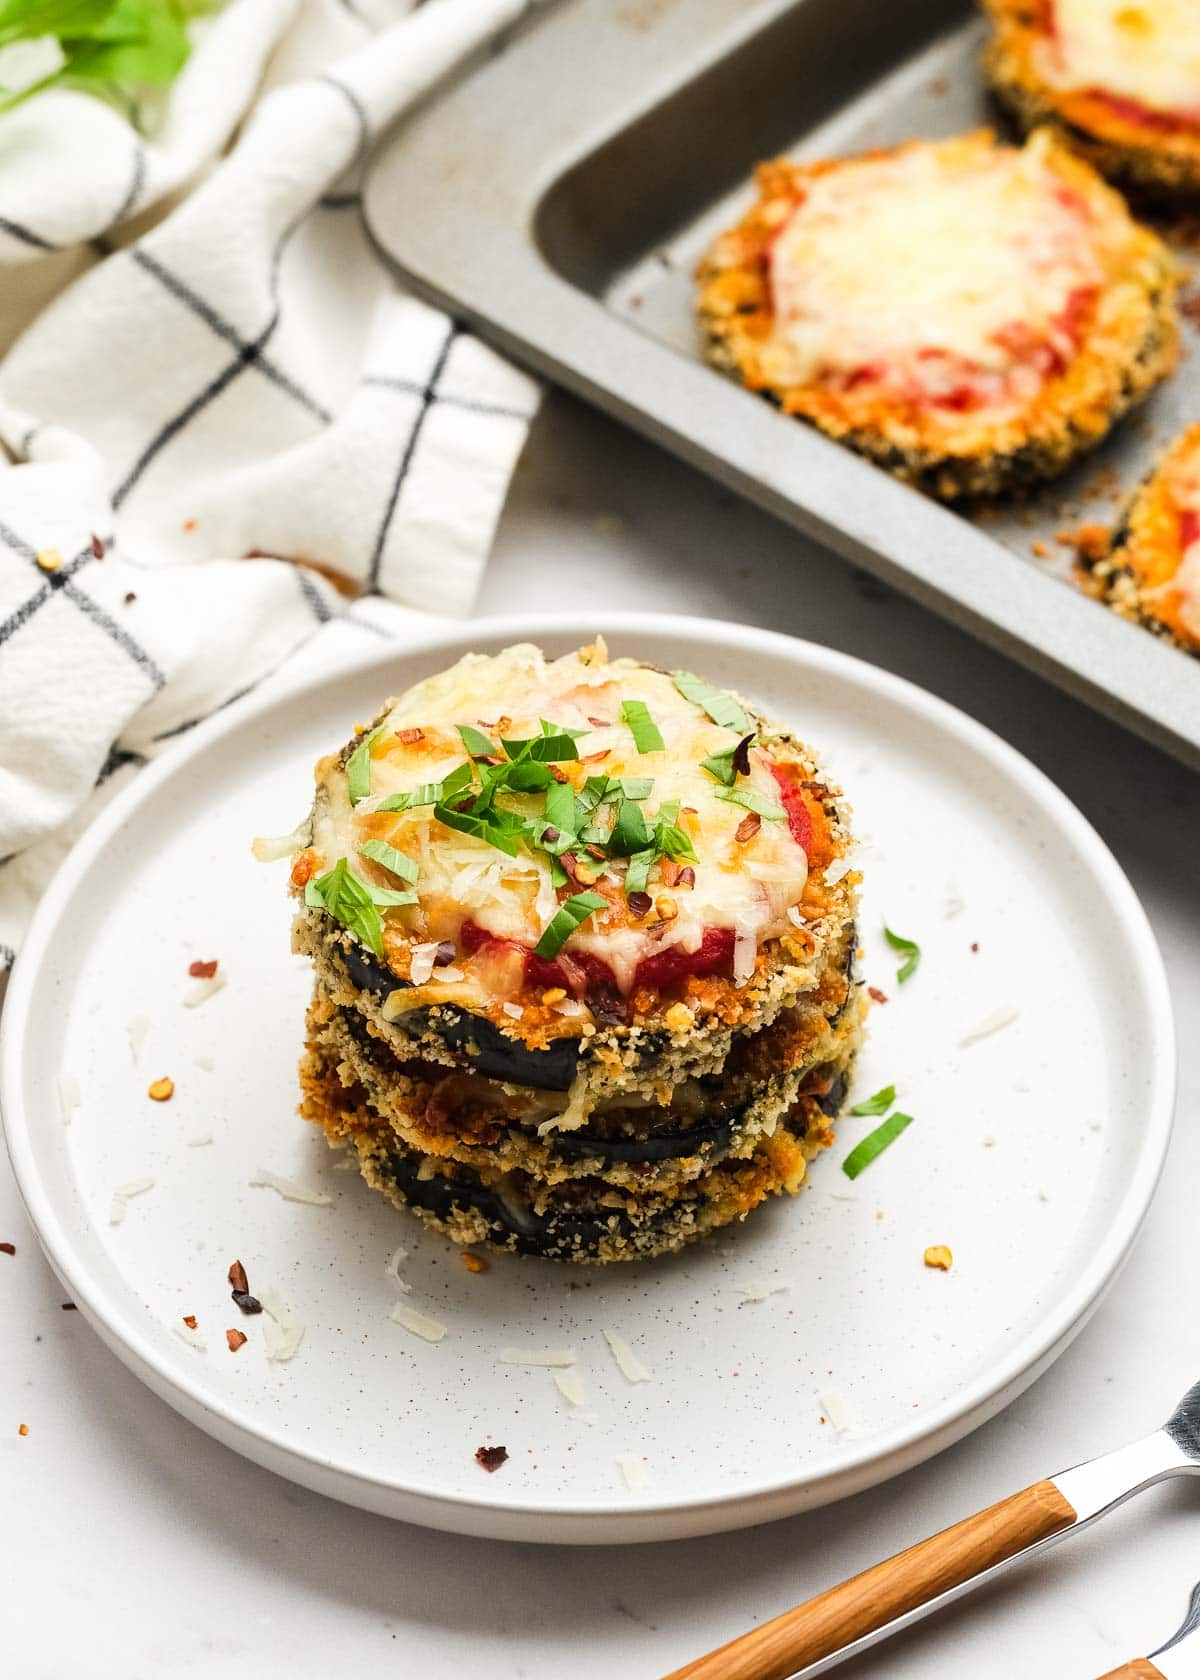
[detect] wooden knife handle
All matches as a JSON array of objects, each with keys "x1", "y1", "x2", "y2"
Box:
[
  {"x1": 660, "y1": 1479, "x2": 1077, "y2": 1680},
  {"x1": 1094, "y1": 1665, "x2": 1166, "y2": 1679}
]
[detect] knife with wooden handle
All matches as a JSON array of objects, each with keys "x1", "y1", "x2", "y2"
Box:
[{"x1": 660, "y1": 1382, "x2": 1200, "y2": 1680}]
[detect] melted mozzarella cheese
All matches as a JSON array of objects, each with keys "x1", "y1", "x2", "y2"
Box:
[
  {"x1": 765, "y1": 135, "x2": 1100, "y2": 412},
  {"x1": 310, "y1": 643, "x2": 813, "y2": 993},
  {"x1": 1035, "y1": 1, "x2": 1200, "y2": 120}
]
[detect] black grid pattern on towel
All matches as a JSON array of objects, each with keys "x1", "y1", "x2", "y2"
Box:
[{"x1": 0, "y1": 522, "x2": 162, "y2": 689}]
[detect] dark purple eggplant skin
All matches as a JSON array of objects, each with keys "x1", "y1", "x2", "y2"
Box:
[
  {"x1": 383, "y1": 1146, "x2": 651, "y2": 1258},
  {"x1": 340, "y1": 944, "x2": 582, "y2": 1091}
]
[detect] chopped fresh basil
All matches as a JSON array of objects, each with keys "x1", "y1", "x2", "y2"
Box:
[
  {"x1": 500, "y1": 732, "x2": 580, "y2": 764},
  {"x1": 359, "y1": 838, "x2": 419, "y2": 884},
  {"x1": 457, "y1": 724, "x2": 495, "y2": 759},
  {"x1": 701, "y1": 745, "x2": 737, "y2": 786},
  {"x1": 655, "y1": 820, "x2": 697, "y2": 862},
  {"x1": 849, "y1": 1083, "x2": 896, "y2": 1118},
  {"x1": 620, "y1": 699, "x2": 664, "y2": 755},
  {"x1": 376, "y1": 760, "x2": 473, "y2": 813},
  {"x1": 702, "y1": 733, "x2": 754, "y2": 786},
  {"x1": 533, "y1": 890, "x2": 606, "y2": 959},
  {"x1": 715, "y1": 785, "x2": 786, "y2": 821},
  {"x1": 842, "y1": 1111, "x2": 913, "y2": 1180},
  {"x1": 625, "y1": 847, "x2": 656, "y2": 896},
  {"x1": 362, "y1": 882, "x2": 418, "y2": 907},
  {"x1": 548, "y1": 854, "x2": 569, "y2": 888},
  {"x1": 304, "y1": 858, "x2": 387, "y2": 955},
  {"x1": 346, "y1": 724, "x2": 384, "y2": 806},
  {"x1": 543, "y1": 780, "x2": 577, "y2": 835},
  {"x1": 434, "y1": 801, "x2": 521, "y2": 855},
  {"x1": 671, "y1": 670, "x2": 751, "y2": 732},
  {"x1": 615, "y1": 775, "x2": 653, "y2": 801},
  {"x1": 608, "y1": 798, "x2": 651, "y2": 856},
  {"x1": 884, "y1": 924, "x2": 921, "y2": 983}
]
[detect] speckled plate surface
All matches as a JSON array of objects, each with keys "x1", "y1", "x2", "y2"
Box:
[{"x1": 0, "y1": 614, "x2": 1175, "y2": 1543}]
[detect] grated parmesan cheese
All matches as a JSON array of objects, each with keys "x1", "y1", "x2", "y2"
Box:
[
  {"x1": 249, "y1": 1169, "x2": 332, "y2": 1206},
  {"x1": 57, "y1": 1072, "x2": 80, "y2": 1126},
  {"x1": 736, "y1": 1278, "x2": 790, "y2": 1304},
  {"x1": 959, "y1": 1006, "x2": 1019, "y2": 1046},
  {"x1": 109, "y1": 1177, "x2": 155, "y2": 1225},
  {"x1": 183, "y1": 973, "x2": 227, "y2": 1009},
  {"x1": 553, "y1": 1368, "x2": 588, "y2": 1407},
  {"x1": 260, "y1": 1287, "x2": 305, "y2": 1361},
  {"x1": 390, "y1": 1303, "x2": 446, "y2": 1343},
  {"x1": 819, "y1": 1388, "x2": 856, "y2": 1434},
  {"x1": 186, "y1": 1133, "x2": 214, "y2": 1148},
  {"x1": 251, "y1": 823, "x2": 310, "y2": 863},
  {"x1": 172, "y1": 1324, "x2": 208, "y2": 1352},
  {"x1": 602, "y1": 1327, "x2": 651, "y2": 1384},
  {"x1": 615, "y1": 1453, "x2": 648, "y2": 1490},
  {"x1": 126, "y1": 1015, "x2": 150, "y2": 1062}
]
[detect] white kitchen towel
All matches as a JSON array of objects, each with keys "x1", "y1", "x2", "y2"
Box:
[{"x1": 0, "y1": 0, "x2": 543, "y2": 978}]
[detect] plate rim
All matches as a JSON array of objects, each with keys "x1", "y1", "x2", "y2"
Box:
[{"x1": 0, "y1": 611, "x2": 1177, "y2": 1539}]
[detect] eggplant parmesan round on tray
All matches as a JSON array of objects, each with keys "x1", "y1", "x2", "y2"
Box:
[
  {"x1": 277, "y1": 641, "x2": 865, "y2": 1262},
  {"x1": 983, "y1": 0, "x2": 1200, "y2": 201},
  {"x1": 1080, "y1": 420, "x2": 1200, "y2": 654},
  {"x1": 696, "y1": 129, "x2": 1179, "y2": 499}
]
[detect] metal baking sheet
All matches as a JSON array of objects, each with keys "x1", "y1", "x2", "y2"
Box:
[{"x1": 364, "y1": 0, "x2": 1200, "y2": 770}]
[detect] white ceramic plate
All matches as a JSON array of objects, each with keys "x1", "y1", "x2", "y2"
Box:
[{"x1": 0, "y1": 614, "x2": 1175, "y2": 1543}]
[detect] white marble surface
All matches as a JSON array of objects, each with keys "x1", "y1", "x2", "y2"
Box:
[{"x1": 3, "y1": 390, "x2": 1199, "y2": 1677}]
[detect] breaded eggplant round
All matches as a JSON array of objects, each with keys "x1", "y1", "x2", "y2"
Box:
[
  {"x1": 696, "y1": 129, "x2": 1179, "y2": 499},
  {"x1": 1080, "y1": 420, "x2": 1200, "y2": 653},
  {"x1": 983, "y1": 0, "x2": 1200, "y2": 202}
]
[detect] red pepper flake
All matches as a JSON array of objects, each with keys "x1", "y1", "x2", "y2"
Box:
[
  {"x1": 123, "y1": 591, "x2": 136, "y2": 605},
  {"x1": 60, "y1": 1302, "x2": 77, "y2": 1311},
  {"x1": 578, "y1": 750, "x2": 610, "y2": 765},
  {"x1": 182, "y1": 1315, "x2": 198, "y2": 1330},
  {"x1": 183, "y1": 519, "x2": 197, "y2": 532},
  {"x1": 560, "y1": 852, "x2": 580, "y2": 882},
  {"x1": 659, "y1": 858, "x2": 680, "y2": 888},
  {"x1": 731, "y1": 734, "x2": 754, "y2": 777},
  {"x1": 475, "y1": 1444, "x2": 508, "y2": 1472},
  {"x1": 232, "y1": 1291, "x2": 262, "y2": 1316},
  {"x1": 17, "y1": 1423, "x2": 28, "y2": 1437},
  {"x1": 147, "y1": 1076, "x2": 174, "y2": 1102},
  {"x1": 585, "y1": 844, "x2": 606, "y2": 860},
  {"x1": 1181, "y1": 287, "x2": 1200, "y2": 326},
  {"x1": 397, "y1": 727, "x2": 424, "y2": 744},
  {"x1": 0, "y1": 1242, "x2": 14, "y2": 1256},
  {"x1": 970, "y1": 942, "x2": 979, "y2": 953},
  {"x1": 228, "y1": 1259, "x2": 249, "y2": 1295},
  {"x1": 225, "y1": 1328, "x2": 247, "y2": 1352},
  {"x1": 867, "y1": 985, "x2": 889, "y2": 1005},
  {"x1": 587, "y1": 716, "x2": 610, "y2": 727},
  {"x1": 677, "y1": 866, "x2": 696, "y2": 891},
  {"x1": 627, "y1": 891, "x2": 652, "y2": 919},
  {"x1": 735, "y1": 812, "x2": 761, "y2": 844},
  {"x1": 90, "y1": 533, "x2": 105, "y2": 559},
  {"x1": 548, "y1": 765, "x2": 570, "y2": 783},
  {"x1": 188, "y1": 958, "x2": 219, "y2": 979},
  {"x1": 433, "y1": 941, "x2": 457, "y2": 968}
]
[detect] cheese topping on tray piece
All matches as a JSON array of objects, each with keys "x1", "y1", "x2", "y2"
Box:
[
  {"x1": 696, "y1": 128, "x2": 1180, "y2": 500},
  {"x1": 1033, "y1": 1, "x2": 1200, "y2": 130},
  {"x1": 983, "y1": 1, "x2": 1200, "y2": 201},
  {"x1": 1083, "y1": 420, "x2": 1200, "y2": 653},
  {"x1": 766, "y1": 131, "x2": 1102, "y2": 420},
  {"x1": 297, "y1": 642, "x2": 841, "y2": 1026},
  {"x1": 766, "y1": 133, "x2": 1102, "y2": 421}
]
